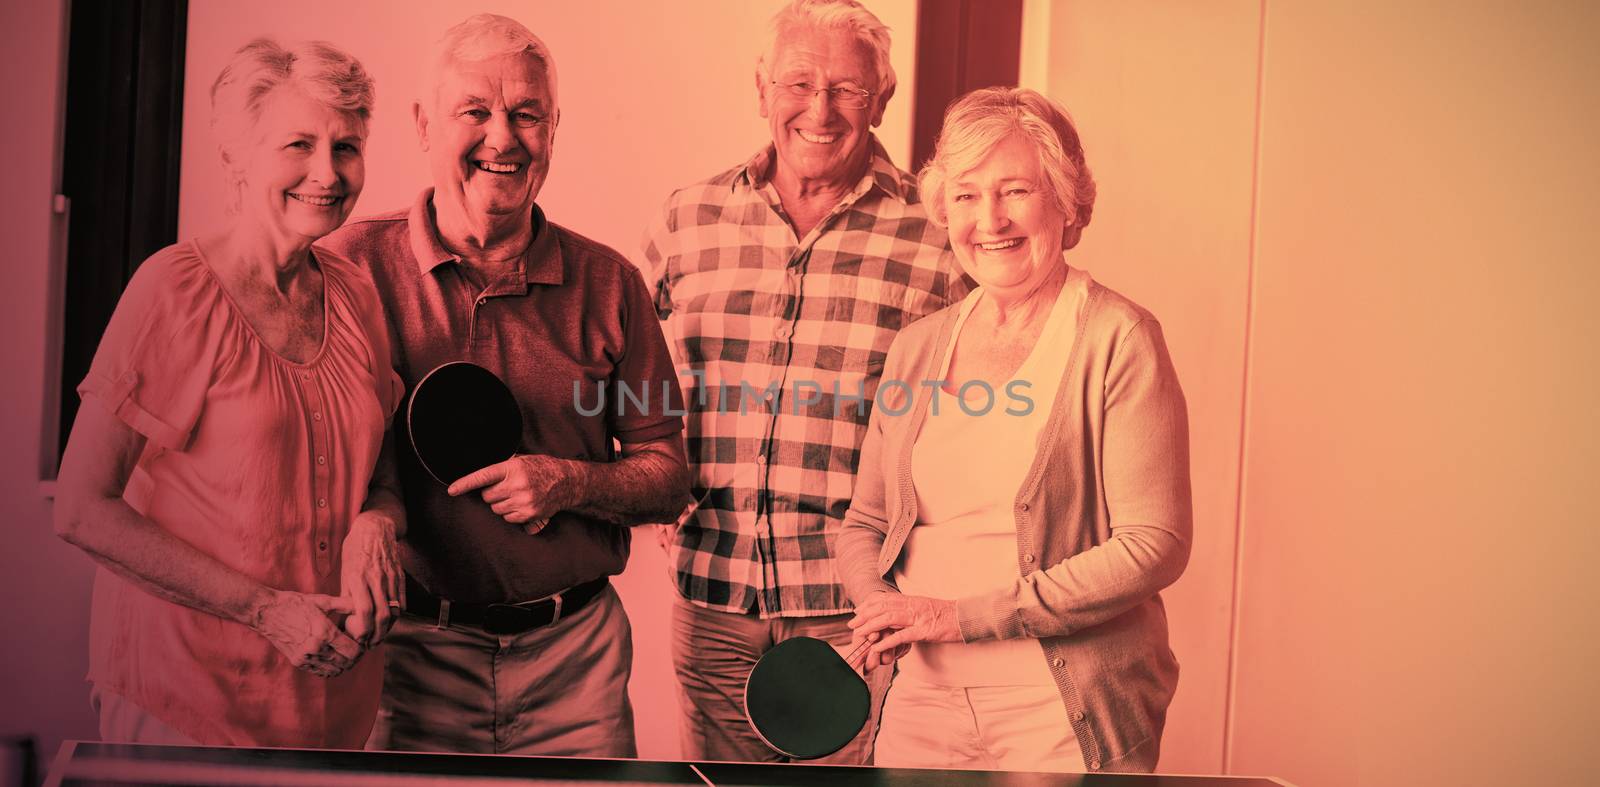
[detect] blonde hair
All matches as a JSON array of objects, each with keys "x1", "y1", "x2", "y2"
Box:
[
  {"x1": 421, "y1": 14, "x2": 557, "y2": 109},
  {"x1": 919, "y1": 87, "x2": 1096, "y2": 232},
  {"x1": 210, "y1": 38, "x2": 373, "y2": 210},
  {"x1": 758, "y1": 0, "x2": 896, "y2": 95}
]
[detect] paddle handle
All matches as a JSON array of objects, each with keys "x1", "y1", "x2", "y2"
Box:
[{"x1": 844, "y1": 637, "x2": 874, "y2": 670}]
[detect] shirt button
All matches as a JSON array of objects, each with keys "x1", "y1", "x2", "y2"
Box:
[
  {"x1": 318, "y1": 541, "x2": 328, "y2": 552},
  {"x1": 775, "y1": 325, "x2": 792, "y2": 339},
  {"x1": 1053, "y1": 657, "x2": 1066, "y2": 668},
  {"x1": 313, "y1": 412, "x2": 323, "y2": 421},
  {"x1": 477, "y1": 298, "x2": 487, "y2": 306},
  {"x1": 1023, "y1": 554, "x2": 1036, "y2": 563},
  {"x1": 755, "y1": 453, "x2": 766, "y2": 465},
  {"x1": 316, "y1": 455, "x2": 326, "y2": 466},
  {"x1": 317, "y1": 498, "x2": 327, "y2": 509}
]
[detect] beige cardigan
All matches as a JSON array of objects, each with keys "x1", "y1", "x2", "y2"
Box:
[{"x1": 836, "y1": 276, "x2": 1193, "y2": 773}]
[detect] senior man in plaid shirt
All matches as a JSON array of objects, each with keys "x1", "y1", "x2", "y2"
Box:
[{"x1": 642, "y1": 0, "x2": 970, "y2": 764}]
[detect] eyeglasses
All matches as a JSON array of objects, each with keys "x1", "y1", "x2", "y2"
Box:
[{"x1": 770, "y1": 81, "x2": 875, "y2": 109}]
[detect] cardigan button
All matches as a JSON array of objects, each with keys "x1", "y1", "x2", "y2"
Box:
[
  {"x1": 1071, "y1": 710, "x2": 1085, "y2": 721},
  {"x1": 1023, "y1": 554, "x2": 1035, "y2": 564},
  {"x1": 1053, "y1": 657, "x2": 1065, "y2": 668},
  {"x1": 1019, "y1": 503, "x2": 1030, "y2": 512},
  {"x1": 1088, "y1": 759, "x2": 1101, "y2": 770}
]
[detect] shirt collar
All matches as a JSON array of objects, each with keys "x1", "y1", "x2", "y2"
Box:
[
  {"x1": 406, "y1": 188, "x2": 565, "y2": 286},
  {"x1": 735, "y1": 134, "x2": 910, "y2": 204}
]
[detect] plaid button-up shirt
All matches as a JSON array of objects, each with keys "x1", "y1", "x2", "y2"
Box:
[{"x1": 642, "y1": 138, "x2": 971, "y2": 617}]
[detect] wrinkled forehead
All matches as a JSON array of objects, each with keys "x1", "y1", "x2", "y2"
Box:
[
  {"x1": 770, "y1": 26, "x2": 878, "y2": 85},
  {"x1": 433, "y1": 51, "x2": 556, "y2": 108}
]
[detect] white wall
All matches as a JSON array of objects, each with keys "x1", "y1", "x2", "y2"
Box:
[{"x1": 178, "y1": 1, "x2": 918, "y2": 250}]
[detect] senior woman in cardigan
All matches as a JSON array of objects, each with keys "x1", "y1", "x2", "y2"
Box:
[
  {"x1": 54, "y1": 38, "x2": 404, "y2": 747},
  {"x1": 839, "y1": 87, "x2": 1192, "y2": 773}
]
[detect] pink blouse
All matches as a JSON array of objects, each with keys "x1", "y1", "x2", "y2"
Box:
[{"x1": 77, "y1": 240, "x2": 403, "y2": 747}]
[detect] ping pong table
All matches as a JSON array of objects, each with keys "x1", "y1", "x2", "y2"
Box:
[{"x1": 46, "y1": 741, "x2": 1296, "y2": 786}]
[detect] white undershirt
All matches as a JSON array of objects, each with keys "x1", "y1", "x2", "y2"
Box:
[{"x1": 894, "y1": 266, "x2": 1089, "y2": 687}]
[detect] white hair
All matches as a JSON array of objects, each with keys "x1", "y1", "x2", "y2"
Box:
[
  {"x1": 757, "y1": 0, "x2": 896, "y2": 95},
  {"x1": 210, "y1": 37, "x2": 374, "y2": 211},
  {"x1": 919, "y1": 87, "x2": 1097, "y2": 233},
  {"x1": 420, "y1": 13, "x2": 558, "y2": 109}
]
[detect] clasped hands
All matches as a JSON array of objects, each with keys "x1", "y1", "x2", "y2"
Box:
[
  {"x1": 252, "y1": 514, "x2": 403, "y2": 679},
  {"x1": 261, "y1": 454, "x2": 573, "y2": 678},
  {"x1": 846, "y1": 590, "x2": 963, "y2": 673}
]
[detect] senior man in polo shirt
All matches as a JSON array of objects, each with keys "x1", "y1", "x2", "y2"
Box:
[
  {"x1": 642, "y1": 0, "x2": 970, "y2": 764},
  {"x1": 321, "y1": 14, "x2": 689, "y2": 756}
]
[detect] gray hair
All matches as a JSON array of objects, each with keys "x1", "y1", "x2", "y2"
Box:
[
  {"x1": 758, "y1": 0, "x2": 896, "y2": 95},
  {"x1": 919, "y1": 87, "x2": 1097, "y2": 233},
  {"x1": 210, "y1": 38, "x2": 374, "y2": 209},
  {"x1": 421, "y1": 14, "x2": 558, "y2": 109}
]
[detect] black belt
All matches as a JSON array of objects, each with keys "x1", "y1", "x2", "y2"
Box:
[{"x1": 403, "y1": 575, "x2": 610, "y2": 636}]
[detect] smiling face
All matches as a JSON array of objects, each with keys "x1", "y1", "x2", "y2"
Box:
[
  {"x1": 416, "y1": 51, "x2": 557, "y2": 223},
  {"x1": 943, "y1": 133, "x2": 1072, "y2": 298},
  {"x1": 758, "y1": 25, "x2": 887, "y2": 190},
  {"x1": 231, "y1": 85, "x2": 366, "y2": 243}
]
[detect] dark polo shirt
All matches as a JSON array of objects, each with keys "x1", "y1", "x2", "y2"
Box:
[{"x1": 319, "y1": 189, "x2": 685, "y2": 604}]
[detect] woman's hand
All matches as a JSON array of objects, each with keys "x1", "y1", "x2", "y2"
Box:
[
  {"x1": 847, "y1": 591, "x2": 962, "y2": 671},
  {"x1": 339, "y1": 514, "x2": 404, "y2": 647},
  {"x1": 251, "y1": 591, "x2": 362, "y2": 678}
]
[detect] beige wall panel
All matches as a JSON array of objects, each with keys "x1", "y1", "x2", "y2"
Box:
[{"x1": 1236, "y1": 2, "x2": 1600, "y2": 785}]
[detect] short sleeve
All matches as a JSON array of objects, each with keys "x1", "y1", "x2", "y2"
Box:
[
  {"x1": 639, "y1": 193, "x2": 678, "y2": 319},
  {"x1": 76, "y1": 247, "x2": 221, "y2": 451},
  {"x1": 608, "y1": 264, "x2": 686, "y2": 445}
]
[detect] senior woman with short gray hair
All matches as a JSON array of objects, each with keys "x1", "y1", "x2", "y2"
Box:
[
  {"x1": 54, "y1": 38, "x2": 404, "y2": 747},
  {"x1": 839, "y1": 87, "x2": 1192, "y2": 773}
]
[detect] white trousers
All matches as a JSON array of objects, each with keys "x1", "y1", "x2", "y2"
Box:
[
  {"x1": 875, "y1": 674, "x2": 1086, "y2": 773},
  {"x1": 92, "y1": 686, "x2": 197, "y2": 746}
]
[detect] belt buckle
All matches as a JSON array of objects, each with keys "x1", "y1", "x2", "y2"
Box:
[{"x1": 483, "y1": 602, "x2": 539, "y2": 635}]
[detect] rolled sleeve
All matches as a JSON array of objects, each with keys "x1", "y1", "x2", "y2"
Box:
[{"x1": 77, "y1": 258, "x2": 219, "y2": 451}]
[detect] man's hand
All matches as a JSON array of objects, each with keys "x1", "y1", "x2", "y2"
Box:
[
  {"x1": 448, "y1": 454, "x2": 584, "y2": 535},
  {"x1": 251, "y1": 591, "x2": 362, "y2": 678},
  {"x1": 338, "y1": 514, "x2": 404, "y2": 647}
]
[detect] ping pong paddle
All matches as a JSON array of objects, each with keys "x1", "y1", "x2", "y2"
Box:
[
  {"x1": 743, "y1": 636, "x2": 874, "y2": 760},
  {"x1": 406, "y1": 361, "x2": 523, "y2": 485}
]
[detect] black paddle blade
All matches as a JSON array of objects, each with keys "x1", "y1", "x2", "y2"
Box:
[
  {"x1": 744, "y1": 636, "x2": 871, "y2": 760},
  {"x1": 407, "y1": 362, "x2": 523, "y2": 484}
]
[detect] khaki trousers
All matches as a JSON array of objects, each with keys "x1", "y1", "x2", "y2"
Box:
[{"x1": 368, "y1": 584, "x2": 636, "y2": 757}]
